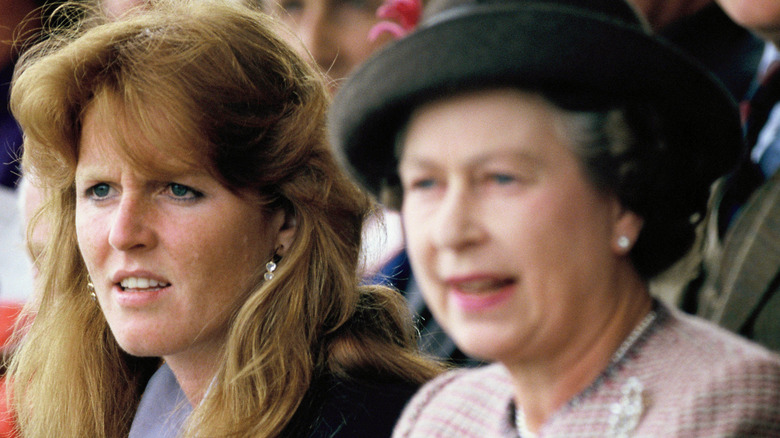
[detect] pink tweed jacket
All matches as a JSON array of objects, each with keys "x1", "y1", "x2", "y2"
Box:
[{"x1": 393, "y1": 303, "x2": 780, "y2": 437}]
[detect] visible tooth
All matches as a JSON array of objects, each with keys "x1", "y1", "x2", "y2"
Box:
[{"x1": 120, "y1": 277, "x2": 169, "y2": 290}]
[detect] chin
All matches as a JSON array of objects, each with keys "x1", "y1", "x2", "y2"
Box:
[
  {"x1": 451, "y1": 330, "x2": 513, "y2": 363},
  {"x1": 115, "y1": 342, "x2": 158, "y2": 358},
  {"x1": 111, "y1": 331, "x2": 167, "y2": 358}
]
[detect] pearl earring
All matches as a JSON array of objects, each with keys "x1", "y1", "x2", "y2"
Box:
[{"x1": 617, "y1": 236, "x2": 631, "y2": 250}]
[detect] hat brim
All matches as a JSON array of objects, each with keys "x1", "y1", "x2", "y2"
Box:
[{"x1": 329, "y1": 2, "x2": 744, "y2": 197}]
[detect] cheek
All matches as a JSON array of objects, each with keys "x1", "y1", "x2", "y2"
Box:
[
  {"x1": 405, "y1": 239, "x2": 441, "y2": 306},
  {"x1": 401, "y1": 205, "x2": 429, "y2": 257},
  {"x1": 225, "y1": 233, "x2": 264, "y2": 280},
  {"x1": 497, "y1": 194, "x2": 595, "y2": 274},
  {"x1": 199, "y1": 219, "x2": 268, "y2": 284},
  {"x1": 521, "y1": 203, "x2": 614, "y2": 293},
  {"x1": 75, "y1": 208, "x2": 101, "y2": 266},
  {"x1": 402, "y1": 209, "x2": 449, "y2": 317}
]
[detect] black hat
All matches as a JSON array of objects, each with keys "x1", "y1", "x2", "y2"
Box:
[{"x1": 328, "y1": 0, "x2": 743, "y2": 198}]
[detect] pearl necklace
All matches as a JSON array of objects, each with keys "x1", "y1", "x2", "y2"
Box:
[
  {"x1": 515, "y1": 408, "x2": 537, "y2": 438},
  {"x1": 515, "y1": 310, "x2": 658, "y2": 437}
]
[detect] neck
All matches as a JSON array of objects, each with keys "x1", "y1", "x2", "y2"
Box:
[
  {"x1": 164, "y1": 348, "x2": 222, "y2": 406},
  {"x1": 505, "y1": 270, "x2": 653, "y2": 433},
  {"x1": 630, "y1": 0, "x2": 712, "y2": 30}
]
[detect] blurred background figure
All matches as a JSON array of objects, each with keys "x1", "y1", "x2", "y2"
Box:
[
  {"x1": 0, "y1": 0, "x2": 43, "y2": 312},
  {"x1": 260, "y1": 0, "x2": 401, "y2": 93},
  {"x1": 682, "y1": 0, "x2": 780, "y2": 352},
  {"x1": 1, "y1": 0, "x2": 47, "y2": 190},
  {"x1": 630, "y1": 0, "x2": 762, "y2": 100},
  {"x1": 1, "y1": 0, "x2": 35, "y2": 190},
  {"x1": 626, "y1": 0, "x2": 764, "y2": 312}
]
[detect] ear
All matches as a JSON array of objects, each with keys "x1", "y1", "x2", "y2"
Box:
[
  {"x1": 611, "y1": 203, "x2": 643, "y2": 255},
  {"x1": 272, "y1": 208, "x2": 297, "y2": 257}
]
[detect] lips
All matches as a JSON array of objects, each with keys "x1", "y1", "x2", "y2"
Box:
[
  {"x1": 450, "y1": 277, "x2": 514, "y2": 293},
  {"x1": 445, "y1": 275, "x2": 516, "y2": 312}
]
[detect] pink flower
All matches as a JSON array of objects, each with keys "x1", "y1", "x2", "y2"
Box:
[{"x1": 369, "y1": 0, "x2": 422, "y2": 41}]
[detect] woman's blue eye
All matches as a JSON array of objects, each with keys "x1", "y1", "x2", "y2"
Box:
[
  {"x1": 170, "y1": 184, "x2": 190, "y2": 197},
  {"x1": 492, "y1": 174, "x2": 515, "y2": 184},
  {"x1": 411, "y1": 179, "x2": 437, "y2": 190},
  {"x1": 167, "y1": 183, "x2": 202, "y2": 200},
  {"x1": 90, "y1": 183, "x2": 111, "y2": 198}
]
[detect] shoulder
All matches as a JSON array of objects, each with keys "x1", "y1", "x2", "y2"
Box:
[
  {"x1": 654, "y1": 304, "x2": 780, "y2": 366},
  {"x1": 393, "y1": 364, "x2": 515, "y2": 438},
  {"x1": 636, "y1": 305, "x2": 780, "y2": 435},
  {"x1": 301, "y1": 374, "x2": 421, "y2": 438}
]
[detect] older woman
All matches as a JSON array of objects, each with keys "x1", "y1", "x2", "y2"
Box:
[
  {"x1": 329, "y1": 0, "x2": 780, "y2": 436},
  {"x1": 7, "y1": 1, "x2": 440, "y2": 437}
]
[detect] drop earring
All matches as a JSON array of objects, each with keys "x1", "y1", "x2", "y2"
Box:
[
  {"x1": 617, "y1": 235, "x2": 631, "y2": 250},
  {"x1": 264, "y1": 259, "x2": 277, "y2": 281},
  {"x1": 87, "y1": 280, "x2": 96, "y2": 301},
  {"x1": 264, "y1": 246, "x2": 283, "y2": 281}
]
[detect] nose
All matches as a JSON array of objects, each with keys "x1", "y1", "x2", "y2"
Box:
[
  {"x1": 297, "y1": 9, "x2": 340, "y2": 76},
  {"x1": 108, "y1": 194, "x2": 157, "y2": 252},
  {"x1": 430, "y1": 181, "x2": 485, "y2": 251}
]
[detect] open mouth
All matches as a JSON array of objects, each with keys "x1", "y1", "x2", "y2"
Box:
[
  {"x1": 453, "y1": 278, "x2": 515, "y2": 293},
  {"x1": 119, "y1": 277, "x2": 171, "y2": 291}
]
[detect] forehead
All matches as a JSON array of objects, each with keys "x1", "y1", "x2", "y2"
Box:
[
  {"x1": 399, "y1": 88, "x2": 569, "y2": 165},
  {"x1": 77, "y1": 91, "x2": 208, "y2": 178}
]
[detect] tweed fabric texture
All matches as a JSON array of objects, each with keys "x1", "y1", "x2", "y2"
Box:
[{"x1": 393, "y1": 303, "x2": 780, "y2": 437}]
